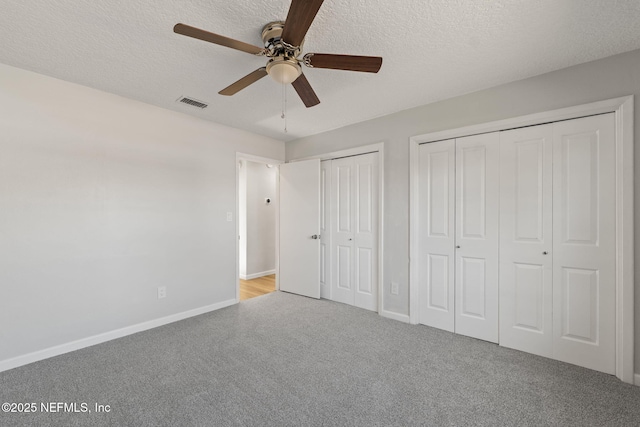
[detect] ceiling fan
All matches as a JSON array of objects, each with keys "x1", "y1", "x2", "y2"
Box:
[{"x1": 173, "y1": 0, "x2": 382, "y2": 108}]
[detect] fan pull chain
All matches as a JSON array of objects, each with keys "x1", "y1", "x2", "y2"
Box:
[{"x1": 281, "y1": 82, "x2": 288, "y2": 133}]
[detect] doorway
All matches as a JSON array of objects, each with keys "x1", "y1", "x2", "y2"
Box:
[
  {"x1": 236, "y1": 154, "x2": 281, "y2": 301},
  {"x1": 278, "y1": 143, "x2": 384, "y2": 313}
]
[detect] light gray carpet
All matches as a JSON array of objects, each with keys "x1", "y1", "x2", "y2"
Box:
[{"x1": 1, "y1": 291, "x2": 639, "y2": 427}]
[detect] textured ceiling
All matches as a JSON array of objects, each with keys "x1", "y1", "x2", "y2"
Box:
[{"x1": 2, "y1": 0, "x2": 640, "y2": 142}]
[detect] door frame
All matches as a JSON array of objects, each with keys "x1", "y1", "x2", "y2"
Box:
[
  {"x1": 409, "y1": 96, "x2": 634, "y2": 384},
  {"x1": 292, "y1": 142, "x2": 387, "y2": 317},
  {"x1": 235, "y1": 153, "x2": 283, "y2": 302}
]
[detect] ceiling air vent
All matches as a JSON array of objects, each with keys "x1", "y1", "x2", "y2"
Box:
[{"x1": 177, "y1": 96, "x2": 208, "y2": 109}]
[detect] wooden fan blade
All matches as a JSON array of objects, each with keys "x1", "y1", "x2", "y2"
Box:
[
  {"x1": 219, "y1": 68, "x2": 268, "y2": 96},
  {"x1": 281, "y1": 0, "x2": 324, "y2": 46},
  {"x1": 306, "y1": 53, "x2": 382, "y2": 73},
  {"x1": 292, "y1": 73, "x2": 320, "y2": 108},
  {"x1": 174, "y1": 23, "x2": 263, "y2": 55}
]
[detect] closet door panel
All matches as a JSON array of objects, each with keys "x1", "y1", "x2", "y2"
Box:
[
  {"x1": 460, "y1": 256, "x2": 486, "y2": 318},
  {"x1": 417, "y1": 140, "x2": 455, "y2": 331},
  {"x1": 459, "y1": 146, "x2": 487, "y2": 239},
  {"x1": 354, "y1": 153, "x2": 378, "y2": 311},
  {"x1": 331, "y1": 157, "x2": 355, "y2": 305},
  {"x1": 455, "y1": 133, "x2": 500, "y2": 343},
  {"x1": 356, "y1": 247, "x2": 373, "y2": 294},
  {"x1": 552, "y1": 113, "x2": 616, "y2": 374},
  {"x1": 513, "y1": 263, "x2": 545, "y2": 330},
  {"x1": 426, "y1": 255, "x2": 450, "y2": 312},
  {"x1": 499, "y1": 125, "x2": 553, "y2": 357}
]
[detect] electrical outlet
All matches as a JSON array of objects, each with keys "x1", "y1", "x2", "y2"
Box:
[
  {"x1": 157, "y1": 286, "x2": 167, "y2": 299},
  {"x1": 226, "y1": 212, "x2": 232, "y2": 222},
  {"x1": 391, "y1": 282, "x2": 399, "y2": 295}
]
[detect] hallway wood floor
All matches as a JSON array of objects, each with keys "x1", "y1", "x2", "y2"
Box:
[{"x1": 239, "y1": 274, "x2": 276, "y2": 301}]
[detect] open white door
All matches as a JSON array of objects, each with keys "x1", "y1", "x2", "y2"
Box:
[{"x1": 279, "y1": 159, "x2": 321, "y2": 299}]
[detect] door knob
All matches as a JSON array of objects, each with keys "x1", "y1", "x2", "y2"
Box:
[
  {"x1": 311, "y1": 234, "x2": 320, "y2": 240},
  {"x1": 456, "y1": 245, "x2": 460, "y2": 249},
  {"x1": 543, "y1": 251, "x2": 548, "y2": 255},
  {"x1": 348, "y1": 238, "x2": 353, "y2": 241}
]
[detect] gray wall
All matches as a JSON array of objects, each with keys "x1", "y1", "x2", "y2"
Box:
[
  {"x1": 286, "y1": 48, "x2": 640, "y2": 374},
  {"x1": 239, "y1": 160, "x2": 277, "y2": 278},
  {"x1": 0, "y1": 63, "x2": 284, "y2": 365}
]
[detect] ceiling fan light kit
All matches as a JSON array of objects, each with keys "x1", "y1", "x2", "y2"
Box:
[
  {"x1": 173, "y1": 0, "x2": 382, "y2": 108},
  {"x1": 266, "y1": 57, "x2": 302, "y2": 84}
]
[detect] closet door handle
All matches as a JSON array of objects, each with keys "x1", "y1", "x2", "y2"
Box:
[
  {"x1": 543, "y1": 251, "x2": 548, "y2": 255},
  {"x1": 456, "y1": 245, "x2": 461, "y2": 249}
]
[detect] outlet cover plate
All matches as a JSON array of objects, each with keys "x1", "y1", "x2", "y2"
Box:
[{"x1": 391, "y1": 282, "x2": 399, "y2": 295}]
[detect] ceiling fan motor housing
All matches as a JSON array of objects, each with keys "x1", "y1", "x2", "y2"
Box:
[
  {"x1": 261, "y1": 21, "x2": 285, "y2": 46},
  {"x1": 261, "y1": 21, "x2": 302, "y2": 58},
  {"x1": 262, "y1": 21, "x2": 303, "y2": 84}
]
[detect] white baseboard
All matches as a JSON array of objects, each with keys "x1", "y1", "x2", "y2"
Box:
[
  {"x1": 240, "y1": 270, "x2": 275, "y2": 280},
  {"x1": 0, "y1": 298, "x2": 237, "y2": 373},
  {"x1": 635, "y1": 373, "x2": 640, "y2": 387},
  {"x1": 380, "y1": 309, "x2": 410, "y2": 323}
]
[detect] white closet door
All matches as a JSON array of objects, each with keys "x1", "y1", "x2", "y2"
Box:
[
  {"x1": 331, "y1": 156, "x2": 355, "y2": 305},
  {"x1": 499, "y1": 125, "x2": 553, "y2": 357},
  {"x1": 552, "y1": 113, "x2": 616, "y2": 374},
  {"x1": 354, "y1": 153, "x2": 379, "y2": 311},
  {"x1": 330, "y1": 153, "x2": 379, "y2": 311},
  {"x1": 455, "y1": 133, "x2": 500, "y2": 343},
  {"x1": 417, "y1": 140, "x2": 456, "y2": 332},
  {"x1": 320, "y1": 160, "x2": 332, "y2": 299}
]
